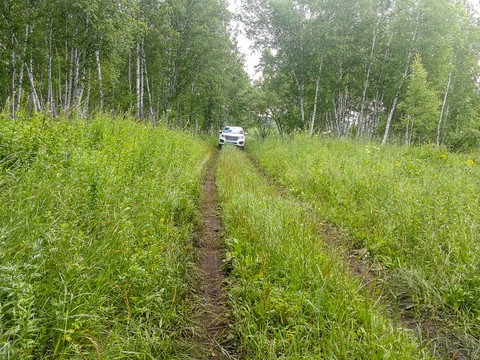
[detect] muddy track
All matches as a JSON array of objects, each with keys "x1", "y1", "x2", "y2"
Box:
[{"x1": 193, "y1": 150, "x2": 237, "y2": 359}]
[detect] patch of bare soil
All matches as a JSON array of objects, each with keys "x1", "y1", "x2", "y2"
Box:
[{"x1": 193, "y1": 151, "x2": 237, "y2": 359}]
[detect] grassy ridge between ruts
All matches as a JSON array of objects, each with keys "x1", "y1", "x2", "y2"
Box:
[
  {"x1": 217, "y1": 146, "x2": 433, "y2": 359},
  {"x1": 0, "y1": 112, "x2": 209, "y2": 359},
  {"x1": 248, "y1": 135, "x2": 480, "y2": 357}
]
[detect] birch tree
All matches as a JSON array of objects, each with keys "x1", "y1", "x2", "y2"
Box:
[{"x1": 238, "y1": 0, "x2": 480, "y2": 146}]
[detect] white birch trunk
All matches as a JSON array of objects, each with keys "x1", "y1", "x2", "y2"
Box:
[
  {"x1": 140, "y1": 49, "x2": 144, "y2": 119},
  {"x1": 436, "y1": 73, "x2": 452, "y2": 145},
  {"x1": 128, "y1": 49, "x2": 132, "y2": 93},
  {"x1": 310, "y1": 60, "x2": 323, "y2": 135},
  {"x1": 11, "y1": 46, "x2": 17, "y2": 116},
  {"x1": 95, "y1": 50, "x2": 104, "y2": 109},
  {"x1": 84, "y1": 67, "x2": 91, "y2": 117},
  {"x1": 26, "y1": 59, "x2": 40, "y2": 112},
  {"x1": 142, "y1": 43, "x2": 155, "y2": 123},
  {"x1": 332, "y1": 95, "x2": 338, "y2": 135},
  {"x1": 382, "y1": 90, "x2": 401, "y2": 145},
  {"x1": 73, "y1": 48, "x2": 80, "y2": 107},
  {"x1": 64, "y1": 42, "x2": 69, "y2": 109},
  {"x1": 16, "y1": 24, "x2": 29, "y2": 114},
  {"x1": 47, "y1": 25, "x2": 54, "y2": 112},
  {"x1": 76, "y1": 53, "x2": 86, "y2": 109},
  {"x1": 290, "y1": 64, "x2": 305, "y2": 127},
  {"x1": 16, "y1": 58, "x2": 25, "y2": 114},
  {"x1": 372, "y1": 92, "x2": 382, "y2": 139},
  {"x1": 66, "y1": 47, "x2": 74, "y2": 110},
  {"x1": 441, "y1": 106, "x2": 449, "y2": 145},
  {"x1": 144, "y1": 65, "x2": 154, "y2": 121},
  {"x1": 136, "y1": 42, "x2": 141, "y2": 118},
  {"x1": 58, "y1": 58, "x2": 62, "y2": 110}
]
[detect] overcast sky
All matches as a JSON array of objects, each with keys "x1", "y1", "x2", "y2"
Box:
[{"x1": 227, "y1": 0, "x2": 261, "y2": 80}]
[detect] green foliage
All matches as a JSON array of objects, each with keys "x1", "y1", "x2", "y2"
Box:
[
  {"x1": 0, "y1": 112, "x2": 209, "y2": 358},
  {"x1": 242, "y1": 0, "x2": 480, "y2": 145},
  {"x1": 249, "y1": 136, "x2": 480, "y2": 357},
  {"x1": 216, "y1": 147, "x2": 433, "y2": 359},
  {"x1": 0, "y1": 0, "x2": 251, "y2": 130},
  {"x1": 398, "y1": 55, "x2": 442, "y2": 145}
]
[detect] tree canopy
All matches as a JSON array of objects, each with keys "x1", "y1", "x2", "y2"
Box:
[
  {"x1": 242, "y1": 0, "x2": 480, "y2": 146},
  {"x1": 0, "y1": 0, "x2": 251, "y2": 131}
]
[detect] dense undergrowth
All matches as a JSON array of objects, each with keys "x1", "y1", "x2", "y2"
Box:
[
  {"x1": 217, "y1": 146, "x2": 433, "y2": 359},
  {"x1": 0, "y1": 112, "x2": 209, "y2": 359},
  {"x1": 248, "y1": 135, "x2": 480, "y2": 357}
]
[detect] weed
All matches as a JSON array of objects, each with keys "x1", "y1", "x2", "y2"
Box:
[
  {"x1": 217, "y1": 147, "x2": 432, "y2": 359},
  {"x1": 248, "y1": 135, "x2": 480, "y2": 357},
  {"x1": 0, "y1": 111, "x2": 209, "y2": 358}
]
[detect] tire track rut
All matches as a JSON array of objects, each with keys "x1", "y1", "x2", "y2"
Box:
[{"x1": 194, "y1": 150, "x2": 236, "y2": 359}]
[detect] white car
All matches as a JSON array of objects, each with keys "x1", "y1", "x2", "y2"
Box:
[{"x1": 218, "y1": 126, "x2": 247, "y2": 149}]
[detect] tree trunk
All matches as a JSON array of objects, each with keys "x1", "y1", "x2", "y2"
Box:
[
  {"x1": 436, "y1": 73, "x2": 452, "y2": 145},
  {"x1": 73, "y1": 48, "x2": 80, "y2": 108},
  {"x1": 441, "y1": 106, "x2": 449, "y2": 145},
  {"x1": 382, "y1": 90, "x2": 400, "y2": 144},
  {"x1": 128, "y1": 49, "x2": 132, "y2": 93},
  {"x1": 189, "y1": 82, "x2": 196, "y2": 131},
  {"x1": 15, "y1": 24, "x2": 29, "y2": 114},
  {"x1": 405, "y1": 116, "x2": 414, "y2": 146},
  {"x1": 95, "y1": 50, "x2": 104, "y2": 109},
  {"x1": 372, "y1": 92, "x2": 382, "y2": 139},
  {"x1": 310, "y1": 60, "x2": 323, "y2": 135},
  {"x1": 136, "y1": 42, "x2": 141, "y2": 118},
  {"x1": 142, "y1": 40, "x2": 154, "y2": 123},
  {"x1": 76, "y1": 53, "x2": 86, "y2": 109},
  {"x1": 26, "y1": 58, "x2": 41, "y2": 112},
  {"x1": 66, "y1": 47, "x2": 75, "y2": 110},
  {"x1": 85, "y1": 67, "x2": 92, "y2": 117},
  {"x1": 290, "y1": 64, "x2": 305, "y2": 127},
  {"x1": 57, "y1": 54, "x2": 63, "y2": 110},
  {"x1": 11, "y1": 45, "x2": 17, "y2": 116},
  {"x1": 47, "y1": 21, "x2": 55, "y2": 114}
]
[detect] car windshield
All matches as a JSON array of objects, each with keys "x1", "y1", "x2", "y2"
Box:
[{"x1": 224, "y1": 127, "x2": 243, "y2": 134}]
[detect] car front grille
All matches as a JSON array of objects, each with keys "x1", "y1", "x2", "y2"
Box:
[{"x1": 225, "y1": 135, "x2": 239, "y2": 141}]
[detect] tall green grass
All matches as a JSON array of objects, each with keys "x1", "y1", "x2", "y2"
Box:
[
  {"x1": 217, "y1": 146, "x2": 433, "y2": 359},
  {"x1": 248, "y1": 135, "x2": 480, "y2": 357},
  {"x1": 0, "y1": 112, "x2": 209, "y2": 359}
]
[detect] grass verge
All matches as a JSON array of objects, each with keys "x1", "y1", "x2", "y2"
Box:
[
  {"x1": 216, "y1": 145, "x2": 433, "y2": 359},
  {"x1": 248, "y1": 135, "x2": 480, "y2": 358},
  {"x1": 0, "y1": 111, "x2": 209, "y2": 359}
]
